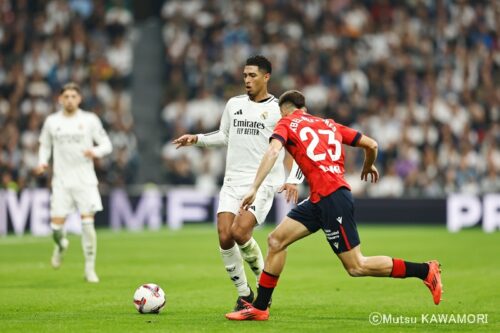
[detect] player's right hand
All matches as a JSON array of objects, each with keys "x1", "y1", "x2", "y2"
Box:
[
  {"x1": 278, "y1": 183, "x2": 299, "y2": 204},
  {"x1": 361, "y1": 165, "x2": 379, "y2": 183},
  {"x1": 173, "y1": 134, "x2": 198, "y2": 149},
  {"x1": 240, "y1": 188, "x2": 257, "y2": 212},
  {"x1": 34, "y1": 164, "x2": 48, "y2": 176}
]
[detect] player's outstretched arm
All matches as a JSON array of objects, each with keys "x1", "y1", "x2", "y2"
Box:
[
  {"x1": 241, "y1": 139, "x2": 284, "y2": 210},
  {"x1": 172, "y1": 97, "x2": 230, "y2": 149},
  {"x1": 356, "y1": 134, "x2": 379, "y2": 183},
  {"x1": 192, "y1": 110, "x2": 230, "y2": 147},
  {"x1": 172, "y1": 134, "x2": 198, "y2": 149}
]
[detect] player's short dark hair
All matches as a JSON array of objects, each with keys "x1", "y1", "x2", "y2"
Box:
[
  {"x1": 279, "y1": 90, "x2": 306, "y2": 109},
  {"x1": 246, "y1": 55, "x2": 272, "y2": 74},
  {"x1": 60, "y1": 82, "x2": 81, "y2": 95}
]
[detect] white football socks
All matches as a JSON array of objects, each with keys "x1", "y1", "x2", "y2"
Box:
[
  {"x1": 50, "y1": 222, "x2": 66, "y2": 249},
  {"x1": 81, "y1": 217, "x2": 97, "y2": 274},
  {"x1": 220, "y1": 243, "x2": 251, "y2": 297},
  {"x1": 238, "y1": 237, "x2": 264, "y2": 278},
  {"x1": 50, "y1": 222, "x2": 68, "y2": 268}
]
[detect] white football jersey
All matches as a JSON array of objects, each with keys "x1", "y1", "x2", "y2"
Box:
[
  {"x1": 38, "y1": 109, "x2": 112, "y2": 188},
  {"x1": 197, "y1": 94, "x2": 286, "y2": 187}
]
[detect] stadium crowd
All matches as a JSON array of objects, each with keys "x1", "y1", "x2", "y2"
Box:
[
  {"x1": 0, "y1": 0, "x2": 137, "y2": 191},
  {"x1": 160, "y1": 0, "x2": 500, "y2": 197}
]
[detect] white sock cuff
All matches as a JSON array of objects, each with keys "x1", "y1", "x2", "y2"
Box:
[
  {"x1": 239, "y1": 237, "x2": 255, "y2": 250},
  {"x1": 51, "y1": 223, "x2": 63, "y2": 230},
  {"x1": 81, "y1": 217, "x2": 94, "y2": 225},
  {"x1": 219, "y1": 243, "x2": 239, "y2": 256}
]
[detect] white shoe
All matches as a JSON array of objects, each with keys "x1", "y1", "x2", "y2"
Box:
[
  {"x1": 51, "y1": 238, "x2": 69, "y2": 269},
  {"x1": 85, "y1": 270, "x2": 100, "y2": 283}
]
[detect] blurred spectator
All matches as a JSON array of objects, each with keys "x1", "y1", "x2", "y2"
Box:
[
  {"x1": 0, "y1": 0, "x2": 137, "y2": 190},
  {"x1": 367, "y1": 162, "x2": 404, "y2": 198}
]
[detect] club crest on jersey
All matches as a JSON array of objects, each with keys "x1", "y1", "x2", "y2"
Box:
[{"x1": 260, "y1": 111, "x2": 268, "y2": 120}]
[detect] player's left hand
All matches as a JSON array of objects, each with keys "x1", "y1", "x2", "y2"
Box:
[
  {"x1": 361, "y1": 165, "x2": 379, "y2": 183},
  {"x1": 278, "y1": 183, "x2": 299, "y2": 204},
  {"x1": 33, "y1": 163, "x2": 48, "y2": 175},
  {"x1": 240, "y1": 188, "x2": 257, "y2": 212},
  {"x1": 83, "y1": 149, "x2": 96, "y2": 159}
]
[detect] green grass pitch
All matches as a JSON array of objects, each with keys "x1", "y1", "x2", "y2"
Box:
[{"x1": 0, "y1": 225, "x2": 498, "y2": 332}]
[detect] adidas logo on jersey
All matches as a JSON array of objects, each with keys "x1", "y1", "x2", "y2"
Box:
[{"x1": 234, "y1": 109, "x2": 243, "y2": 115}]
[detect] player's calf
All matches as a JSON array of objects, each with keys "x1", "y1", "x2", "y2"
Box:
[
  {"x1": 50, "y1": 222, "x2": 69, "y2": 269},
  {"x1": 51, "y1": 238, "x2": 69, "y2": 269},
  {"x1": 220, "y1": 243, "x2": 253, "y2": 308},
  {"x1": 51, "y1": 222, "x2": 66, "y2": 249},
  {"x1": 238, "y1": 237, "x2": 264, "y2": 278},
  {"x1": 342, "y1": 255, "x2": 393, "y2": 277},
  {"x1": 81, "y1": 215, "x2": 98, "y2": 282}
]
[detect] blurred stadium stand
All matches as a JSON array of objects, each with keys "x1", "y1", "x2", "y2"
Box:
[
  {"x1": 159, "y1": 0, "x2": 499, "y2": 197},
  {"x1": 0, "y1": 0, "x2": 138, "y2": 190},
  {"x1": 0, "y1": 0, "x2": 499, "y2": 199}
]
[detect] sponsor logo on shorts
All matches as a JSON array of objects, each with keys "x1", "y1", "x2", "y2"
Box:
[{"x1": 324, "y1": 229, "x2": 339, "y2": 241}]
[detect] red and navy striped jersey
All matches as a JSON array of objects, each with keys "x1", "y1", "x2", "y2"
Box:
[{"x1": 271, "y1": 110, "x2": 361, "y2": 203}]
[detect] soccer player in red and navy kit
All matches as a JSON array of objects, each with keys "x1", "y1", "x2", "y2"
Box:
[{"x1": 226, "y1": 90, "x2": 442, "y2": 321}]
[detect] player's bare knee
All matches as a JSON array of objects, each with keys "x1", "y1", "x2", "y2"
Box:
[
  {"x1": 267, "y1": 232, "x2": 285, "y2": 253},
  {"x1": 346, "y1": 266, "x2": 364, "y2": 277},
  {"x1": 217, "y1": 226, "x2": 233, "y2": 248},
  {"x1": 229, "y1": 223, "x2": 249, "y2": 245},
  {"x1": 345, "y1": 258, "x2": 367, "y2": 277}
]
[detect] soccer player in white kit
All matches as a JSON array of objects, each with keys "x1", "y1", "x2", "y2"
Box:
[
  {"x1": 34, "y1": 83, "x2": 112, "y2": 283},
  {"x1": 173, "y1": 56, "x2": 303, "y2": 310}
]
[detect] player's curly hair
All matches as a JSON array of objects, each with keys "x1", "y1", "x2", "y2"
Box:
[
  {"x1": 246, "y1": 55, "x2": 272, "y2": 74},
  {"x1": 278, "y1": 90, "x2": 306, "y2": 109}
]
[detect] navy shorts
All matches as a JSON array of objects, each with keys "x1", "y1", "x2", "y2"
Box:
[{"x1": 287, "y1": 187, "x2": 360, "y2": 254}]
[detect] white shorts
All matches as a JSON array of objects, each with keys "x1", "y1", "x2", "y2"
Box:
[
  {"x1": 50, "y1": 186, "x2": 103, "y2": 218},
  {"x1": 217, "y1": 185, "x2": 278, "y2": 225}
]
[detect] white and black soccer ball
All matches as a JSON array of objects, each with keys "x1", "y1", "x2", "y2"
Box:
[{"x1": 133, "y1": 283, "x2": 166, "y2": 314}]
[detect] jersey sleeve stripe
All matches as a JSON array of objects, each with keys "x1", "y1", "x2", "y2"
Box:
[
  {"x1": 203, "y1": 130, "x2": 220, "y2": 136},
  {"x1": 270, "y1": 133, "x2": 286, "y2": 145},
  {"x1": 351, "y1": 132, "x2": 362, "y2": 146}
]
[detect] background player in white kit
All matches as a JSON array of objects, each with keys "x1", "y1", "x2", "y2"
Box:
[
  {"x1": 173, "y1": 56, "x2": 303, "y2": 310},
  {"x1": 34, "y1": 83, "x2": 112, "y2": 283}
]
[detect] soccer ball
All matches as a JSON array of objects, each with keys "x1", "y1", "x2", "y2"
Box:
[{"x1": 133, "y1": 283, "x2": 166, "y2": 314}]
